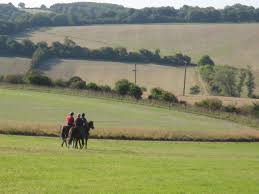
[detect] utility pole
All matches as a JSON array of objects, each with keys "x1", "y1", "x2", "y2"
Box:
[
  {"x1": 133, "y1": 64, "x2": 137, "y2": 84},
  {"x1": 183, "y1": 62, "x2": 187, "y2": 96}
]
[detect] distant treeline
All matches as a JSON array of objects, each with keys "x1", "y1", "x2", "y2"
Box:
[
  {"x1": 0, "y1": 36, "x2": 193, "y2": 67},
  {"x1": 2, "y1": 3, "x2": 259, "y2": 35}
]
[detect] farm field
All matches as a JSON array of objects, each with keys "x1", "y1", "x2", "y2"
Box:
[
  {"x1": 42, "y1": 59, "x2": 200, "y2": 95},
  {"x1": 0, "y1": 57, "x2": 31, "y2": 75},
  {"x1": 1, "y1": 86, "x2": 259, "y2": 142},
  {"x1": 18, "y1": 23, "x2": 259, "y2": 69},
  {"x1": 0, "y1": 87, "x2": 253, "y2": 131},
  {"x1": 1, "y1": 135, "x2": 259, "y2": 193}
]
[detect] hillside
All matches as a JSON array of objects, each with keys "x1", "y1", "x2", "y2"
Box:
[
  {"x1": 0, "y1": 87, "x2": 253, "y2": 132},
  {"x1": 18, "y1": 23, "x2": 259, "y2": 68},
  {"x1": 41, "y1": 59, "x2": 200, "y2": 95}
]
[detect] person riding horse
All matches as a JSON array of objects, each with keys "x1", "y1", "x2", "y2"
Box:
[{"x1": 60, "y1": 112, "x2": 75, "y2": 147}]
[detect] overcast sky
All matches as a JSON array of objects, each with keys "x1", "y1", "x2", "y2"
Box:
[{"x1": 2, "y1": 0, "x2": 259, "y2": 9}]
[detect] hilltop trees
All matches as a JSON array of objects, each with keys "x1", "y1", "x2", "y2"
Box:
[
  {"x1": 198, "y1": 55, "x2": 215, "y2": 66},
  {"x1": 18, "y1": 2, "x2": 25, "y2": 8}
]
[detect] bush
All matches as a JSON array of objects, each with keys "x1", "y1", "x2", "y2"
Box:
[
  {"x1": 115, "y1": 79, "x2": 131, "y2": 95},
  {"x1": 129, "y1": 84, "x2": 143, "y2": 99},
  {"x1": 150, "y1": 88, "x2": 164, "y2": 100},
  {"x1": 54, "y1": 79, "x2": 68, "y2": 88},
  {"x1": 224, "y1": 105, "x2": 240, "y2": 114},
  {"x1": 100, "y1": 85, "x2": 112, "y2": 92},
  {"x1": 252, "y1": 103, "x2": 259, "y2": 116},
  {"x1": 86, "y1": 82, "x2": 101, "y2": 91},
  {"x1": 0, "y1": 75, "x2": 3, "y2": 82},
  {"x1": 198, "y1": 55, "x2": 215, "y2": 66},
  {"x1": 190, "y1": 85, "x2": 200, "y2": 95},
  {"x1": 69, "y1": 81, "x2": 86, "y2": 89},
  {"x1": 162, "y1": 91, "x2": 178, "y2": 103},
  {"x1": 4, "y1": 74, "x2": 24, "y2": 84},
  {"x1": 195, "y1": 98, "x2": 223, "y2": 111},
  {"x1": 149, "y1": 87, "x2": 178, "y2": 103},
  {"x1": 28, "y1": 75, "x2": 53, "y2": 86},
  {"x1": 68, "y1": 76, "x2": 83, "y2": 85}
]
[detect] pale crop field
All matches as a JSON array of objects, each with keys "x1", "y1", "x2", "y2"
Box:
[
  {"x1": 1, "y1": 135, "x2": 259, "y2": 194},
  {"x1": 43, "y1": 59, "x2": 201, "y2": 95},
  {"x1": 0, "y1": 57, "x2": 30, "y2": 75},
  {"x1": 18, "y1": 23, "x2": 259, "y2": 69}
]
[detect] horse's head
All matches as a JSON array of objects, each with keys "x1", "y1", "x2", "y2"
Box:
[{"x1": 88, "y1": 121, "x2": 95, "y2": 130}]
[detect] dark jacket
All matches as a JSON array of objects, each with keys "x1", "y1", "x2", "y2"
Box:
[{"x1": 75, "y1": 117, "x2": 83, "y2": 127}]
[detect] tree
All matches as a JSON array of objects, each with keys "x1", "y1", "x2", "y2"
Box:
[
  {"x1": 31, "y1": 48, "x2": 49, "y2": 68},
  {"x1": 18, "y1": 2, "x2": 25, "y2": 8},
  {"x1": 129, "y1": 84, "x2": 143, "y2": 99},
  {"x1": 115, "y1": 79, "x2": 131, "y2": 95},
  {"x1": 237, "y1": 69, "x2": 247, "y2": 97},
  {"x1": 190, "y1": 85, "x2": 201, "y2": 95},
  {"x1": 246, "y1": 66, "x2": 255, "y2": 98},
  {"x1": 198, "y1": 55, "x2": 215, "y2": 66},
  {"x1": 40, "y1": 5, "x2": 47, "y2": 9},
  {"x1": 214, "y1": 66, "x2": 238, "y2": 97}
]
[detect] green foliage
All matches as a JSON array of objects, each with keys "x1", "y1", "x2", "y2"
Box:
[
  {"x1": 115, "y1": 79, "x2": 131, "y2": 95},
  {"x1": 213, "y1": 66, "x2": 238, "y2": 97},
  {"x1": 54, "y1": 79, "x2": 68, "y2": 88},
  {"x1": 3, "y1": 74, "x2": 24, "y2": 84},
  {"x1": 86, "y1": 82, "x2": 101, "y2": 91},
  {"x1": 198, "y1": 55, "x2": 215, "y2": 66},
  {"x1": 199, "y1": 65, "x2": 214, "y2": 83},
  {"x1": 237, "y1": 69, "x2": 247, "y2": 97},
  {"x1": 69, "y1": 80, "x2": 86, "y2": 89},
  {"x1": 224, "y1": 105, "x2": 240, "y2": 114},
  {"x1": 100, "y1": 85, "x2": 112, "y2": 92},
  {"x1": 190, "y1": 85, "x2": 200, "y2": 95},
  {"x1": 246, "y1": 66, "x2": 255, "y2": 98},
  {"x1": 31, "y1": 47, "x2": 49, "y2": 68},
  {"x1": 252, "y1": 103, "x2": 259, "y2": 117},
  {"x1": 129, "y1": 84, "x2": 143, "y2": 99},
  {"x1": 28, "y1": 74, "x2": 53, "y2": 86},
  {"x1": 149, "y1": 88, "x2": 178, "y2": 103},
  {"x1": 195, "y1": 98, "x2": 223, "y2": 111}
]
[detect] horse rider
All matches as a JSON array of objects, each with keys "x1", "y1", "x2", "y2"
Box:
[
  {"x1": 75, "y1": 113, "x2": 83, "y2": 128},
  {"x1": 82, "y1": 113, "x2": 88, "y2": 129},
  {"x1": 66, "y1": 112, "x2": 75, "y2": 129}
]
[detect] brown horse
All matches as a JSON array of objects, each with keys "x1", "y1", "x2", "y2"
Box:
[{"x1": 81, "y1": 121, "x2": 95, "y2": 149}]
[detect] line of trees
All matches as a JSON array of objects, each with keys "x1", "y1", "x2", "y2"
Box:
[
  {"x1": 0, "y1": 36, "x2": 193, "y2": 68},
  {"x1": 198, "y1": 55, "x2": 255, "y2": 98},
  {"x1": 2, "y1": 3, "x2": 259, "y2": 35}
]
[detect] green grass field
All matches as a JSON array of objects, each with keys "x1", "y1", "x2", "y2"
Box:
[
  {"x1": 0, "y1": 87, "x2": 252, "y2": 132},
  {"x1": 42, "y1": 59, "x2": 201, "y2": 95},
  {"x1": 1, "y1": 135, "x2": 259, "y2": 193}
]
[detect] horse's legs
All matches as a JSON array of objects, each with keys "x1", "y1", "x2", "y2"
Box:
[{"x1": 85, "y1": 136, "x2": 88, "y2": 149}]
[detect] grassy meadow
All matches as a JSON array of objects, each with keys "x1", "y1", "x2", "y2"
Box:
[
  {"x1": 1, "y1": 86, "x2": 259, "y2": 141},
  {"x1": 1, "y1": 135, "x2": 259, "y2": 194},
  {"x1": 42, "y1": 59, "x2": 201, "y2": 95}
]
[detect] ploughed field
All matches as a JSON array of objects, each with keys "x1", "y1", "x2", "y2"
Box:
[
  {"x1": 42, "y1": 59, "x2": 200, "y2": 95},
  {"x1": 1, "y1": 135, "x2": 259, "y2": 194},
  {"x1": 1, "y1": 87, "x2": 259, "y2": 141}
]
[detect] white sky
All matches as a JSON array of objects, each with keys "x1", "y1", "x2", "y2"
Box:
[{"x1": 2, "y1": 0, "x2": 259, "y2": 9}]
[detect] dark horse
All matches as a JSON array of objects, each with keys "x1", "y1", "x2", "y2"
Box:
[
  {"x1": 67, "y1": 121, "x2": 95, "y2": 149},
  {"x1": 60, "y1": 125, "x2": 71, "y2": 147}
]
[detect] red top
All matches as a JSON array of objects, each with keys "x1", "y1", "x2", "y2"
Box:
[{"x1": 66, "y1": 115, "x2": 74, "y2": 125}]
